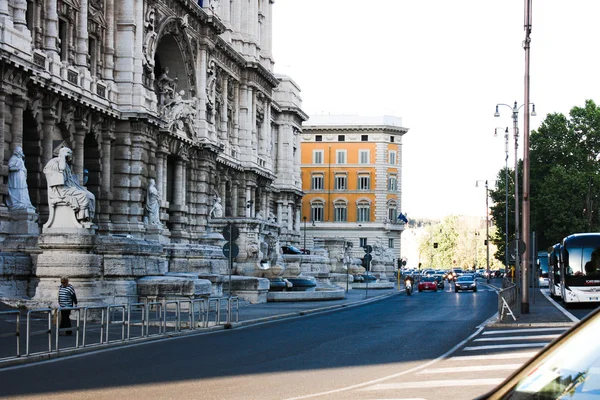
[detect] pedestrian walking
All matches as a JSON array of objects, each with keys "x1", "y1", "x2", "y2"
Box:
[{"x1": 58, "y1": 276, "x2": 78, "y2": 336}]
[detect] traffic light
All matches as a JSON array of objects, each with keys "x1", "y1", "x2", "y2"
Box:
[{"x1": 433, "y1": 242, "x2": 438, "y2": 249}]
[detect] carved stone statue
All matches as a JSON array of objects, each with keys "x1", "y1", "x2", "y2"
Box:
[
  {"x1": 162, "y1": 90, "x2": 196, "y2": 125},
  {"x1": 256, "y1": 210, "x2": 265, "y2": 220},
  {"x1": 268, "y1": 211, "x2": 277, "y2": 223},
  {"x1": 43, "y1": 147, "x2": 95, "y2": 222},
  {"x1": 7, "y1": 146, "x2": 34, "y2": 211},
  {"x1": 157, "y1": 66, "x2": 177, "y2": 106},
  {"x1": 145, "y1": 178, "x2": 161, "y2": 226},
  {"x1": 209, "y1": 191, "x2": 223, "y2": 218}
]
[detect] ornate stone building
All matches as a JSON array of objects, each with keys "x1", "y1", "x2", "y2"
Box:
[{"x1": 0, "y1": 0, "x2": 307, "y2": 304}]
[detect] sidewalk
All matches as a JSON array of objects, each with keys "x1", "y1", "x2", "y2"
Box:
[{"x1": 486, "y1": 285, "x2": 576, "y2": 328}]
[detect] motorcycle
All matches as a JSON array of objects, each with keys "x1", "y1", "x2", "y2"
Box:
[{"x1": 405, "y1": 279, "x2": 412, "y2": 295}]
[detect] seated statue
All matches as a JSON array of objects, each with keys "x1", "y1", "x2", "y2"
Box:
[{"x1": 43, "y1": 147, "x2": 95, "y2": 223}]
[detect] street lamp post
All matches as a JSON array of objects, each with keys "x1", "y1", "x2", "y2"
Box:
[
  {"x1": 495, "y1": 127, "x2": 510, "y2": 279},
  {"x1": 476, "y1": 180, "x2": 491, "y2": 283},
  {"x1": 495, "y1": 101, "x2": 536, "y2": 314}
]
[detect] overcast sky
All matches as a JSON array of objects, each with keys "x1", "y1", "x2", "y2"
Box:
[{"x1": 272, "y1": 1, "x2": 600, "y2": 219}]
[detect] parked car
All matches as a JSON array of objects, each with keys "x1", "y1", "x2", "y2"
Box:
[
  {"x1": 418, "y1": 276, "x2": 438, "y2": 292},
  {"x1": 476, "y1": 306, "x2": 600, "y2": 399},
  {"x1": 455, "y1": 274, "x2": 477, "y2": 292},
  {"x1": 281, "y1": 245, "x2": 303, "y2": 255}
]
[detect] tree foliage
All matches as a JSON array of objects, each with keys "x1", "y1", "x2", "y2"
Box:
[
  {"x1": 416, "y1": 216, "x2": 503, "y2": 271},
  {"x1": 490, "y1": 99, "x2": 600, "y2": 257}
]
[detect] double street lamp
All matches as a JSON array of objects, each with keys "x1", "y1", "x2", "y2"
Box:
[{"x1": 494, "y1": 101, "x2": 536, "y2": 314}]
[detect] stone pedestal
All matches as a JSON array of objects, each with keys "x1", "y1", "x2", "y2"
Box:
[
  {"x1": 4, "y1": 209, "x2": 39, "y2": 235},
  {"x1": 32, "y1": 232, "x2": 103, "y2": 307}
]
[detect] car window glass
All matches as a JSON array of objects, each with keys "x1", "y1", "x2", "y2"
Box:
[{"x1": 504, "y1": 313, "x2": 600, "y2": 399}]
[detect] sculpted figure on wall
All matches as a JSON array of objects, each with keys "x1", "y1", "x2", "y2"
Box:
[
  {"x1": 7, "y1": 146, "x2": 34, "y2": 211},
  {"x1": 209, "y1": 190, "x2": 223, "y2": 218},
  {"x1": 162, "y1": 90, "x2": 197, "y2": 127},
  {"x1": 43, "y1": 147, "x2": 96, "y2": 223},
  {"x1": 145, "y1": 178, "x2": 162, "y2": 226},
  {"x1": 157, "y1": 67, "x2": 177, "y2": 106}
]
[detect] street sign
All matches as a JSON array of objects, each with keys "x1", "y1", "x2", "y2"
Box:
[
  {"x1": 364, "y1": 245, "x2": 373, "y2": 254},
  {"x1": 364, "y1": 253, "x2": 373, "y2": 262},
  {"x1": 222, "y1": 225, "x2": 240, "y2": 241},
  {"x1": 222, "y1": 242, "x2": 239, "y2": 258},
  {"x1": 508, "y1": 239, "x2": 527, "y2": 256}
]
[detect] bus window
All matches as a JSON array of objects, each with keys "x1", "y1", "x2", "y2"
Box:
[{"x1": 584, "y1": 248, "x2": 600, "y2": 277}]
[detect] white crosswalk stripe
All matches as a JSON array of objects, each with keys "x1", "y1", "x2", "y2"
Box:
[{"x1": 350, "y1": 325, "x2": 566, "y2": 399}]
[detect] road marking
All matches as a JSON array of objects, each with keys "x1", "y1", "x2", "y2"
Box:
[
  {"x1": 464, "y1": 342, "x2": 547, "y2": 351},
  {"x1": 359, "y1": 378, "x2": 505, "y2": 391},
  {"x1": 284, "y1": 324, "x2": 487, "y2": 400},
  {"x1": 540, "y1": 289, "x2": 579, "y2": 322},
  {"x1": 483, "y1": 327, "x2": 568, "y2": 335},
  {"x1": 475, "y1": 334, "x2": 559, "y2": 341},
  {"x1": 450, "y1": 351, "x2": 537, "y2": 361},
  {"x1": 417, "y1": 364, "x2": 522, "y2": 374}
]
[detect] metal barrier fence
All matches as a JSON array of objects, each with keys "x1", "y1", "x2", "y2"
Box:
[
  {"x1": 498, "y1": 283, "x2": 518, "y2": 321},
  {"x1": 0, "y1": 296, "x2": 239, "y2": 364}
]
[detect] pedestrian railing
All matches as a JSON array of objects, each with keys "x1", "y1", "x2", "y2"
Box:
[
  {"x1": 0, "y1": 296, "x2": 239, "y2": 365},
  {"x1": 0, "y1": 311, "x2": 20, "y2": 360},
  {"x1": 498, "y1": 283, "x2": 518, "y2": 321}
]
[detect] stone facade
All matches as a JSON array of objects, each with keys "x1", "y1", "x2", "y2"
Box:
[{"x1": 0, "y1": 0, "x2": 307, "y2": 305}]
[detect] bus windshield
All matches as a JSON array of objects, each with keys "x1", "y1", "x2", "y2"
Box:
[
  {"x1": 565, "y1": 246, "x2": 600, "y2": 278},
  {"x1": 538, "y1": 252, "x2": 549, "y2": 277}
]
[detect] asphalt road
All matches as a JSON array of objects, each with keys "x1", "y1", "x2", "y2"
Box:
[{"x1": 0, "y1": 283, "x2": 499, "y2": 400}]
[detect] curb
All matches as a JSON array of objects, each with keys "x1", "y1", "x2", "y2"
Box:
[
  {"x1": 486, "y1": 321, "x2": 575, "y2": 329},
  {"x1": 231, "y1": 291, "x2": 399, "y2": 328}
]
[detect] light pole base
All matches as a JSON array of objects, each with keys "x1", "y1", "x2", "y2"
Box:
[{"x1": 521, "y1": 302, "x2": 530, "y2": 314}]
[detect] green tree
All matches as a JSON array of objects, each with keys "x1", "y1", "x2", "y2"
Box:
[{"x1": 490, "y1": 100, "x2": 600, "y2": 256}]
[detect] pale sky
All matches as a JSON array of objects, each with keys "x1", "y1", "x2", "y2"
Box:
[{"x1": 272, "y1": 1, "x2": 600, "y2": 220}]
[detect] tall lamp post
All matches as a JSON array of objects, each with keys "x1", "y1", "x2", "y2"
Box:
[
  {"x1": 476, "y1": 180, "x2": 491, "y2": 283},
  {"x1": 495, "y1": 101, "x2": 536, "y2": 313},
  {"x1": 495, "y1": 127, "x2": 510, "y2": 279}
]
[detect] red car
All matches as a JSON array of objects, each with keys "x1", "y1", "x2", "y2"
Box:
[{"x1": 418, "y1": 276, "x2": 438, "y2": 292}]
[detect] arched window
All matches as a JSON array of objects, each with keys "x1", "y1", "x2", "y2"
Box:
[
  {"x1": 334, "y1": 199, "x2": 347, "y2": 222},
  {"x1": 357, "y1": 200, "x2": 371, "y2": 222},
  {"x1": 388, "y1": 200, "x2": 398, "y2": 222},
  {"x1": 311, "y1": 200, "x2": 324, "y2": 222}
]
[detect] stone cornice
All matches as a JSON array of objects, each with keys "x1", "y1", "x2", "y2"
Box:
[{"x1": 302, "y1": 125, "x2": 408, "y2": 135}]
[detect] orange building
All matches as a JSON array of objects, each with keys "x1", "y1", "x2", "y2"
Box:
[{"x1": 300, "y1": 115, "x2": 409, "y2": 260}]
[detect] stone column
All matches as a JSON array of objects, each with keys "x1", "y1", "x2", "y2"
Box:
[
  {"x1": 74, "y1": 125, "x2": 86, "y2": 181},
  {"x1": 10, "y1": 96, "x2": 25, "y2": 150},
  {"x1": 220, "y1": 78, "x2": 228, "y2": 140},
  {"x1": 76, "y1": 0, "x2": 89, "y2": 67},
  {"x1": 246, "y1": 186, "x2": 252, "y2": 218},
  {"x1": 231, "y1": 183, "x2": 238, "y2": 217},
  {"x1": 277, "y1": 201, "x2": 282, "y2": 224},
  {"x1": 174, "y1": 160, "x2": 184, "y2": 206},
  {"x1": 104, "y1": 0, "x2": 115, "y2": 82},
  {"x1": 198, "y1": 46, "x2": 208, "y2": 123},
  {"x1": 287, "y1": 203, "x2": 293, "y2": 232},
  {"x1": 156, "y1": 151, "x2": 166, "y2": 204},
  {"x1": 12, "y1": 0, "x2": 27, "y2": 31},
  {"x1": 219, "y1": 181, "x2": 226, "y2": 216},
  {"x1": 43, "y1": 0, "x2": 58, "y2": 52}
]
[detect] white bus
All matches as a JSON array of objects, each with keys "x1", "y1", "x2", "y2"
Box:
[
  {"x1": 548, "y1": 243, "x2": 562, "y2": 299},
  {"x1": 560, "y1": 233, "x2": 600, "y2": 306}
]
